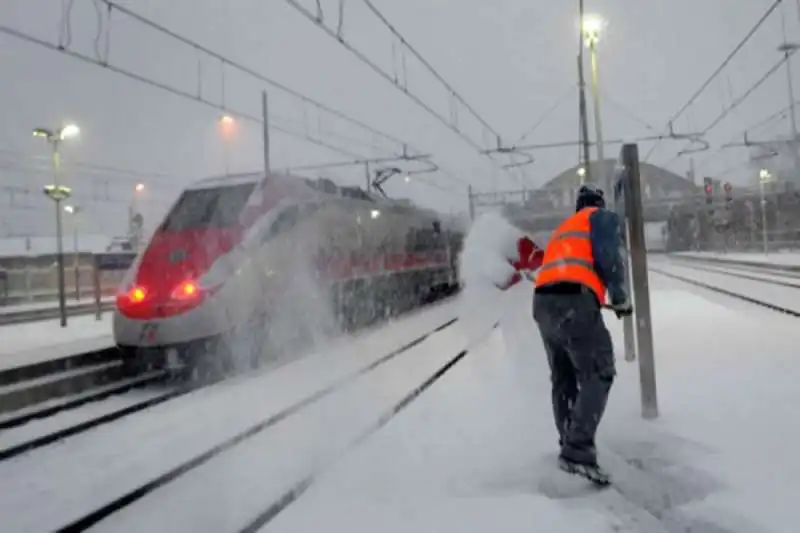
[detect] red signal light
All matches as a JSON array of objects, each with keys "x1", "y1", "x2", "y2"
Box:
[{"x1": 704, "y1": 184, "x2": 713, "y2": 194}]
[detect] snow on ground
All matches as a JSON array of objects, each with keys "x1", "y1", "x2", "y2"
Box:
[
  {"x1": 0, "y1": 296, "x2": 473, "y2": 533},
  {"x1": 0, "y1": 314, "x2": 113, "y2": 372},
  {"x1": 267, "y1": 272, "x2": 800, "y2": 533},
  {"x1": 648, "y1": 257, "x2": 800, "y2": 312},
  {"x1": 677, "y1": 250, "x2": 800, "y2": 267}
]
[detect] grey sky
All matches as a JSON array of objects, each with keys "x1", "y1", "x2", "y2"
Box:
[{"x1": 1, "y1": 0, "x2": 798, "y2": 238}]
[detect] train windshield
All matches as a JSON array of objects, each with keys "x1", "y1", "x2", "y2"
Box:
[{"x1": 159, "y1": 182, "x2": 257, "y2": 231}]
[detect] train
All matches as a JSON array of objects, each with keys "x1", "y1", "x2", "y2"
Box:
[{"x1": 112, "y1": 171, "x2": 467, "y2": 376}]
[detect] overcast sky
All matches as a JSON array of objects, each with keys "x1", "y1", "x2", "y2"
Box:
[{"x1": 1, "y1": 0, "x2": 798, "y2": 238}]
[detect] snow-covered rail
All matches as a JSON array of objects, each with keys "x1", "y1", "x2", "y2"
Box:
[
  {"x1": 52, "y1": 317, "x2": 463, "y2": 532},
  {"x1": 650, "y1": 257, "x2": 800, "y2": 317}
]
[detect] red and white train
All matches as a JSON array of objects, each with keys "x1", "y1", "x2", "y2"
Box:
[{"x1": 112, "y1": 171, "x2": 466, "y2": 374}]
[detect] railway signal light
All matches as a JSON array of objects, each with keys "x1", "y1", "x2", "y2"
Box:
[
  {"x1": 703, "y1": 177, "x2": 713, "y2": 204},
  {"x1": 724, "y1": 182, "x2": 732, "y2": 208}
]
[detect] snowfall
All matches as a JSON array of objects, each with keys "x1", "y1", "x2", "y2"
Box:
[{"x1": 0, "y1": 213, "x2": 798, "y2": 532}]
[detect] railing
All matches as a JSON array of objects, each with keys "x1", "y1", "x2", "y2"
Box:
[{"x1": 0, "y1": 252, "x2": 136, "y2": 324}]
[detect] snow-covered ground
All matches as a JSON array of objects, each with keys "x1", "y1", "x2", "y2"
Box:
[
  {"x1": 0, "y1": 296, "x2": 477, "y2": 533},
  {"x1": 267, "y1": 275, "x2": 800, "y2": 533},
  {"x1": 0, "y1": 314, "x2": 113, "y2": 372},
  {"x1": 3, "y1": 210, "x2": 800, "y2": 532},
  {"x1": 677, "y1": 250, "x2": 800, "y2": 267}
]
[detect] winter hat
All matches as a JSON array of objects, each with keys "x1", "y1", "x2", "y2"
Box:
[{"x1": 575, "y1": 184, "x2": 605, "y2": 211}]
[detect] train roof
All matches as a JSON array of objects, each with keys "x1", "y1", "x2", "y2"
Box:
[{"x1": 186, "y1": 171, "x2": 446, "y2": 216}]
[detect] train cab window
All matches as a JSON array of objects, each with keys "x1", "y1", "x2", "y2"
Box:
[
  {"x1": 160, "y1": 183, "x2": 256, "y2": 231},
  {"x1": 257, "y1": 202, "x2": 320, "y2": 244}
]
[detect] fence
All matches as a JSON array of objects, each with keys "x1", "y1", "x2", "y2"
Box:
[{"x1": 0, "y1": 252, "x2": 134, "y2": 312}]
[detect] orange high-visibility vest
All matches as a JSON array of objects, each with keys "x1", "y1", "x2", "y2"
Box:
[{"x1": 535, "y1": 207, "x2": 606, "y2": 305}]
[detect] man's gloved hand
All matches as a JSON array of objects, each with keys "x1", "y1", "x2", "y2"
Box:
[{"x1": 609, "y1": 302, "x2": 633, "y2": 319}]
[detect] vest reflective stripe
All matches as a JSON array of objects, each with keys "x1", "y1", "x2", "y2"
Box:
[
  {"x1": 551, "y1": 230, "x2": 590, "y2": 240},
  {"x1": 537, "y1": 257, "x2": 595, "y2": 272},
  {"x1": 535, "y1": 207, "x2": 606, "y2": 304}
]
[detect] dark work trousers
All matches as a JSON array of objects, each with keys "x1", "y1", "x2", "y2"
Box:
[{"x1": 532, "y1": 289, "x2": 615, "y2": 465}]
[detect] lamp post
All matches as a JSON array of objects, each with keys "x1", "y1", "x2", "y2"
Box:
[
  {"x1": 33, "y1": 123, "x2": 80, "y2": 327},
  {"x1": 64, "y1": 205, "x2": 82, "y2": 300},
  {"x1": 130, "y1": 183, "x2": 145, "y2": 252},
  {"x1": 582, "y1": 15, "x2": 608, "y2": 196},
  {"x1": 759, "y1": 169, "x2": 773, "y2": 254}
]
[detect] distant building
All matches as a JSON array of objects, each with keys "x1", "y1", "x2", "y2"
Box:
[{"x1": 491, "y1": 160, "x2": 699, "y2": 233}]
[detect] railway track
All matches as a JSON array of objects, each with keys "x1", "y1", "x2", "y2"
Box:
[
  {"x1": 51, "y1": 316, "x2": 469, "y2": 532},
  {"x1": 651, "y1": 256, "x2": 800, "y2": 317}
]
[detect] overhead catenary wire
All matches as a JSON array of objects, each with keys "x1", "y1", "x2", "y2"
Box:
[
  {"x1": 0, "y1": 23, "x2": 368, "y2": 160},
  {"x1": 284, "y1": 0, "x2": 503, "y2": 164},
  {"x1": 358, "y1": 0, "x2": 500, "y2": 138},
  {"x1": 700, "y1": 51, "x2": 795, "y2": 135},
  {"x1": 513, "y1": 86, "x2": 575, "y2": 146},
  {"x1": 91, "y1": 0, "x2": 420, "y2": 156},
  {"x1": 644, "y1": 0, "x2": 785, "y2": 162},
  {"x1": 663, "y1": 51, "x2": 796, "y2": 168},
  {"x1": 695, "y1": 99, "x2": 800, "y2": 169},
  {"x1": 83, "y1": 0, "x2": 468, "y2": 193},
  {"x1": 0, "y1": 147, "x2": 186, "y2": 183}
]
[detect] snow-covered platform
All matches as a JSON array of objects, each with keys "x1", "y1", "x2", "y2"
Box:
[
  {"x1": 266, "y1": 278, "x2": 797, "y2": 533},
  {"x1": 2, "y1": 279, "x2": 796, "y2": 532},
  {"x1": 0, "y1": 314, "x2": 113, "y2": 372},
  {"x1": 676, "y1": 250, "x2": 800, "y2": 268}
]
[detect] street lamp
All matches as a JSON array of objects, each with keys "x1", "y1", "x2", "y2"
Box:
[
  {"x1": 759, "y1": 169, "x2": 773, "y2": 254},
  {"x1": 64, "y1": 205, "x2": 83, "y2": 300},
  {"x1": 582, "y1": 14, "x2": 609, "y2": 197},
  {"x1": 33, "y1": 123, "x2": 80, "y2": 327},
  {"x1": 577, "y1": 166, "x2": 587, "y2": 185}
]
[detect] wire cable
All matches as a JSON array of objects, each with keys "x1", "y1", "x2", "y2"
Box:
[
  {"x1": 359, "y1": 0, "x2": 500, "y2": 138},
  {"x1": 513, "y1": 86, "x2": 574, "y2": 145},
  {"x1": 284, "y1": 0, "x2": 500, "y2": 162},
  {"x1": 96, "y1": 0, "x2": 418, "y2": 155},
  {"x1": 0, "y1": 23, "x2": 367, "y2": 160},
  {"x1": 644, "y1": 0, "x2": 784, "y2": 161}
]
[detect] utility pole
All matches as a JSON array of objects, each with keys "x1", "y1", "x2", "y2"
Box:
[
  {"x1": 588, "y1": 36, "x2": 606, "y2": 193},
  {"x1": 262, "y1": 90, "x2": 270, "y2": 175},
  {"x1": 779, "y1": 42, "x2": 800, "y2": 174},
  {"x1": 577, "y1": 0, "x2": 592, "y2": 184}
]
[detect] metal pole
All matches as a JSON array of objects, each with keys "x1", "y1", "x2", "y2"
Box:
[
  {"x1": 468, "y1": 185, "x2": 475, "y2": 220},
  {"x1": 761, "y1": 179, "x2": 769, "y2": 254},
  {"x1": 52, "y1": 140, "x2": 67, "y2": 327},
  {"x1": 364, "y1": 162, "x2": 371, "y2": 192},
  {"x1": 589, "y1": 41, "x2": 607, "y2": 194},
  {"x1": 577, "y1": 0, "x2": 592, "y2": 183},
  {"x1": 621, "y1": 222, "x2": 636, "y2": 362},
  {"x1": 74, "y1": 224, "x2": 80, "y2": 301},
  {"x1": 224, "y1": 135, "x2": 231, "y2": 176},
  {"x1": 262, "y1": 90, "x2": 270, "y2": 175},
  {"x1": 621, "y1": 143, "x2": 658, "y2": 419},
  {"x1": 785, "y1": 51, "x2": 799, "y2": 166}
]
